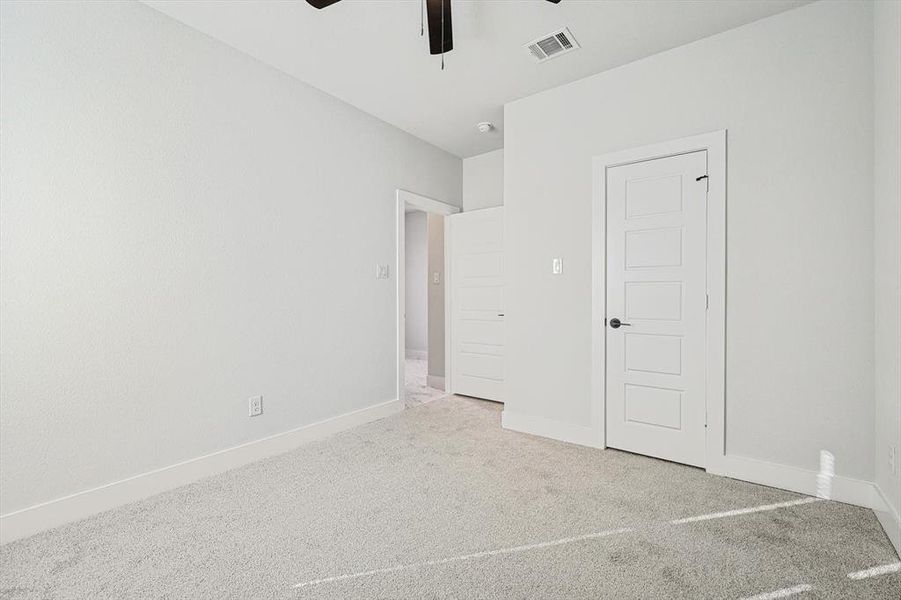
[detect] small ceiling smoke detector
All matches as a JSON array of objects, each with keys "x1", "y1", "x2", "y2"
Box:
[
  {"x1": 525, "y1": 27, "x2": 580, "y2": 63},
  {"x1": 476, "y1": 122, "x2": 494, "y2": 133}
]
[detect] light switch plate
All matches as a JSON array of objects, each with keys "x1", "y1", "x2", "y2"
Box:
[
  {"x1": 552, "y1": 258, "x2": 563, "y2": 275},
  {"x1": 376, "y1": 264, "x2": 390, "y2": 279}
]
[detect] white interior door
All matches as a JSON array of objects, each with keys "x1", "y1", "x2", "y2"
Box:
[
  {"x1": 606, "y1": 150, "x2": 708, "y2": 467},
  {"x1": 449, "y1": 207, "x2": 504, "y2": 401}
]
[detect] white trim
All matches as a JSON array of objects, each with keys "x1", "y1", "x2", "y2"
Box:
[
  {"x1": 502, "y1": 410, "x2": 604, "y2": 449},
  {"x1": 713, "y1": 454, "x2": 879, "y2": 510},
  {"x1": 873, "y1": 484, "x2": 901, "y2": 555},
  {"x1": 397, "y1": 189, "x2": 460, "y2": 216},
  {"x1": 405, "y1": 349, "x2": 428, "y2": 360},
  {"x1": 444, "y1": 216, "x2": 453, "y2": 394},
  {"x1": 426, "y1": 375, "x2": 445, "y2": 391},
  {"x1": 590, "y1": 160, "x2": 606, "y2": 446},
  {"x1": 395, "y1": 189, "x2": 459, "y2": 408},
  {"x1": 503, "y1": 413, "x2": 885, "y2": 517},
  {"x1": 0, "y1": 398, "x2": 402, "y2": 545},
  {"x1": 591, "y1": 130, "x2": 727, "y2": 469}
]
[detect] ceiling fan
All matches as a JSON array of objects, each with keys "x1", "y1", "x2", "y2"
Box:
[{"x1": 307, "y1": 0, "x2": 562, "y2": 65}]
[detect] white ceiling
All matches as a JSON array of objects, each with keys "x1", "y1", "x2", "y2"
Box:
[{"x1": 144, "y1": 0, "x2": 810, "y2": 158}]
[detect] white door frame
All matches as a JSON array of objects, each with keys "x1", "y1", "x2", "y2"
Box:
[
  {"x1": 396, "y1": 189, "x2": 461, "y2": 407},
  {"x1": 591, "y1": 130, "x2": 727, "y2": 471}
]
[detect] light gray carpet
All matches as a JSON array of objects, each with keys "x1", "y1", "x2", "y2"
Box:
[{"x1": 1, "y1": 396, "x2": 898, "y2": 599}]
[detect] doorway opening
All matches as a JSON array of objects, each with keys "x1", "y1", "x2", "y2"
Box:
[{"x1": 396, "y1": 190, "x2": 460, "y2": 408}]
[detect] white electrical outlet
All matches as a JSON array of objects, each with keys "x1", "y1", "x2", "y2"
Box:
[
  {"x1": 433, "y1": 272, "x2": 440, "y2": 284},
  {"x1": 248, "y1": 396, "x2": 263, "y2": 417},
  {"x1": 552, "y1": 258, "x2": 563, "y2": 275}
]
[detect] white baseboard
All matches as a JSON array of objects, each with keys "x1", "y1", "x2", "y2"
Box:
[
  {"x1": 502, "y1": 410, "x2": 603, "y2": 449},
  {"x1": 427, "y1": 375, "x2": 445, "y2": 391},
  {"x1": 711, "y1": 455, "x2": 898, "y2": 553},
  {"x1": 710, "y1": 454, "x2": 878, "y2": 509},
  {"x1": 405, "y1": 349, "x2": 427, "y2": 360},
  {"x1": 873, "y1": 484, "x2": 901, "y2": 556},
  {"x1": 500, "y1": 416, "x2": 900, "y2": 552},
  {"x1": 0, "y1": 398, "x2": 402, "y2": 545},
  {"x1": 502, "y1": 415, "x2": 882, "y2": 514}
]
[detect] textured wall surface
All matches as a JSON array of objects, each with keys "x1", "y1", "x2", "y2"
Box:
[
  {"x1": 427, "y1": 214, "x2": 446, "y2": 378},
  {"x1": 405, "y1": 211, "x2": 428, "y2": 353},
  {"x1": 463, "y1": 149, "x2": 504, "y2": 211},
  {"x1": 874, "y1": 0, "x2": 901, "y2": 520},
  {"x1": 0, "y1": 0, "x2": 461, "y2": 514},
  {"x1": 504, "y1": 0, "x2": 875, "y2": 479}
]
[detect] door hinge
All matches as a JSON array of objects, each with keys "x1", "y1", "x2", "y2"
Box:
[{"x1": 706, "y1": 293, "x2": 709, "y2": 309}]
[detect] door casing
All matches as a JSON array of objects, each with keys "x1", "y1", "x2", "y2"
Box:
[
  {"x1": 396, "y1": 189, "x2": 461, "y2": 408},
  {"x1": 592, "y1": 130, "x2": 727, "y2": 472}
]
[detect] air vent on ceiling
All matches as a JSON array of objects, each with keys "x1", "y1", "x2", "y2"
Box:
[{"x1": 525, "y1": 27, "x2": 580, "y2": 63}]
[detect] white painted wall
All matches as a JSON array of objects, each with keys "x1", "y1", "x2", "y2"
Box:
[
  {"x1": 874, "y1": 0, "x2": 901, "y2": 527},
  {"x1": 404, "y1": 211, "x2": 428, "y2": 355},
  {"x1": 427, "y1": 214, "x2": 445, "y2": 379},
  {"x1": 504, "y1": 0, "x2": 875, "y2": 480},
  {"x1": 463, "y1": 149, "x2": 504, "y2": 211},
  {"x1": 0, "y1": 0, "x2": 461, "y2": 515}
]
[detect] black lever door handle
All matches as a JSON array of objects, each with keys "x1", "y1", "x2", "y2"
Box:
[{"x1": 609, "y1": 318, "x2": 631, "y2": 329}]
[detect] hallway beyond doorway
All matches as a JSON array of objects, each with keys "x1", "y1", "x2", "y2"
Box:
[{"x1": 404, "y1": 358, "x2": 446, "y2": 408}]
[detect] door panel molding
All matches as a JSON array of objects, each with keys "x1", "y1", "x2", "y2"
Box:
[{"x1": 592, "y1": 130, "x2": 727, "y2": 472}]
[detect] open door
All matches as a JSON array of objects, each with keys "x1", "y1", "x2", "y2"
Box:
[{"x1": 448, "y1": 207, "x2": 504, "y2": 402}]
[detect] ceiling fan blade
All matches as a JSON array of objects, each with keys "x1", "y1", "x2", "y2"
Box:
[
  {"x1": 306, "y1": 0, "x2": 342, "y2": 8},
  {"x1": 426, "y1": 0, "x2": 453, "y2": 55}
]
